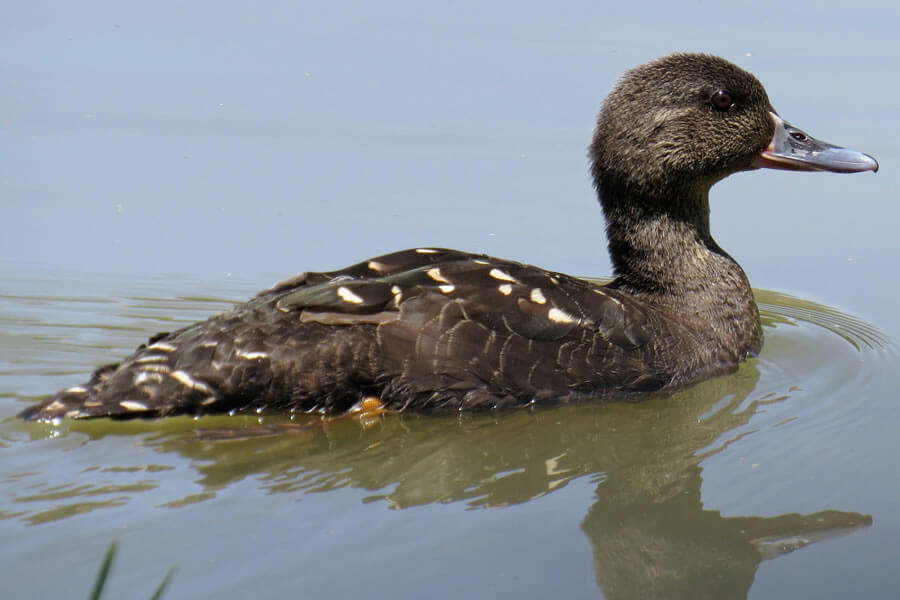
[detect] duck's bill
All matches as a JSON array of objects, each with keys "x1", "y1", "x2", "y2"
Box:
[{"x1": 752, "y1": 113, "x2": 878, "y2": 173}]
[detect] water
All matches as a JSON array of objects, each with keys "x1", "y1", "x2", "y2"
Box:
[
  {"x1": 3, "y1": 1, "x2": 900, "y2": 598},
  {"x1": 1, "y1": 271, "x2": 897, "y2": 599}
]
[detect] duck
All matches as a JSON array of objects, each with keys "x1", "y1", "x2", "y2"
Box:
[{"x1": 19, "y1": 53, "x2": 878, "y2": 421}]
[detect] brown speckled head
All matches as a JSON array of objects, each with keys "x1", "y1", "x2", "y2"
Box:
[{"x1": 590, "y1": 53, "x2": 775, "y2": 201}]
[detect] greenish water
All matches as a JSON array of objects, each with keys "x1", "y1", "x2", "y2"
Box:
[{"x1": 1, "y1": 272, "x2": 897, "y2": 599}]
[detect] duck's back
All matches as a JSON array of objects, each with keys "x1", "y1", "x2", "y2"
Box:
[{"x1": 20, "y1": 248, "x2": 718, "y2": 420}]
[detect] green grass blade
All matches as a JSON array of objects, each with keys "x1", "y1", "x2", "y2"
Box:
[
  {"x1": 89, "y1": 540, "x2": 118, "y2": 600},
  {"x1": 149, "y1": 567, "x2": 176, "y2": 600}
]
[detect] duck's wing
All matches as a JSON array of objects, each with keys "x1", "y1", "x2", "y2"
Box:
[
  {"x1": 273, "y1": 250, "x2": 671, "y2": 409},
  {"x1": 260, "y1": 247, "x2": 480, "y2": 297},
  {"x1": 19, "y1": 250, "x2": 672, "y2": 420}
]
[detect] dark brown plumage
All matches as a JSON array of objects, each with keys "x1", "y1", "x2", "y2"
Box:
[{"x1": 19, "y1": 53, "x2": 877, "y2": 421}]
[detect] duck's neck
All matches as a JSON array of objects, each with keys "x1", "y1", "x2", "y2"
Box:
[{"x1": 600, "y1": 183, "x2": 762, "y2": 357}]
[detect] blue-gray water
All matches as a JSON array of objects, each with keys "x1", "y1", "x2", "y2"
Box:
[{"x1": 3, "y1": 2, "x2": 900, "y2": 598}]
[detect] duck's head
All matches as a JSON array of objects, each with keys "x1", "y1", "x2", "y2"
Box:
[{"x1": 590, "y1": 53, "x2": 878, "y2": 207}]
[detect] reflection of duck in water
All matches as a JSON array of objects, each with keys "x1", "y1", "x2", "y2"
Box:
[
  {"x1": 105, "y1": 365, "x2": 864, "y2": 599},
  {"x1": 20, "y1": 53, "x2": 877, "y2": 420}
]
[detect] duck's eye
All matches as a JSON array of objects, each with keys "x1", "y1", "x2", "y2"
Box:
[{"x1": 709, "y1": 89, "x2": 734, "y2": 111}]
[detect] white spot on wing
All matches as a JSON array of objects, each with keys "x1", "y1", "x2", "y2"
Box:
[
  {"x1": 594, "y1": 288, "x2": 622, "y2": 306},
  {"x1": 136, "y1": 355, "x2": 167, "y2": 364},
  {"x1": 390, "y1": 285, "x2": 403, "y2": 306},
  {"x1": 489, "y1": 268, "x2": 517, "y2": 283},
  {"x1": 438, "y1": 284, "x2": 455, "y2": 293},
  {"x1": 140, "y1": 364, "x2": 171, "y2": 374},
  {"x1": 337, "y1": 286, "x2": 364, "y2": 304},
  {"x1": 473, "y1": 259, "x2": 490, "y2": 265},
  {"x1": 148, "y1": 342, "x2": 177, "y2": 352},
  {"x1": 170, "y1": 370, "x2": 214, "y2": 394},
  {"x1": 135, "y1": 371, "x2": 164, "y2": 385},
  {"x1": 530, "y1": 288, "x2": 547, "y2": 304},
  {"x1": 426, "y1": 267, "x2": 451, "y2": 283},
  {"x1": 120, "y1": 400, "x2": 148, "y2": 412},
  {"x1": 236, "y1": 349, "x2": 269, "y2": 360},
  {"x1": 548, "y1": 307, "x2": 578, "y2": 324},
  {"x1": 65, "y1": 386, "x2": 88, "y2": 394},
  {"x1": 415, "y1": 248, "x2": 438, "y2": 254},
  {"x1": 46, "y1": 400, "x2": 65, "y2": 412},
  {"x1": 497, "y1": 284, "x2": 513, "y2": 296},
  {"x1": 367, "y1": 260, "x2": 387, "y2": 272}
]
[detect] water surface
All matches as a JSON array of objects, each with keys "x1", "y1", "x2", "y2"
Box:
[
  {"x1": 1, "y1": 270, "x2": 897, "y2": 599},
  {"x1": 3, "y1": 2, "x2": 900, "y2": 598}
]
